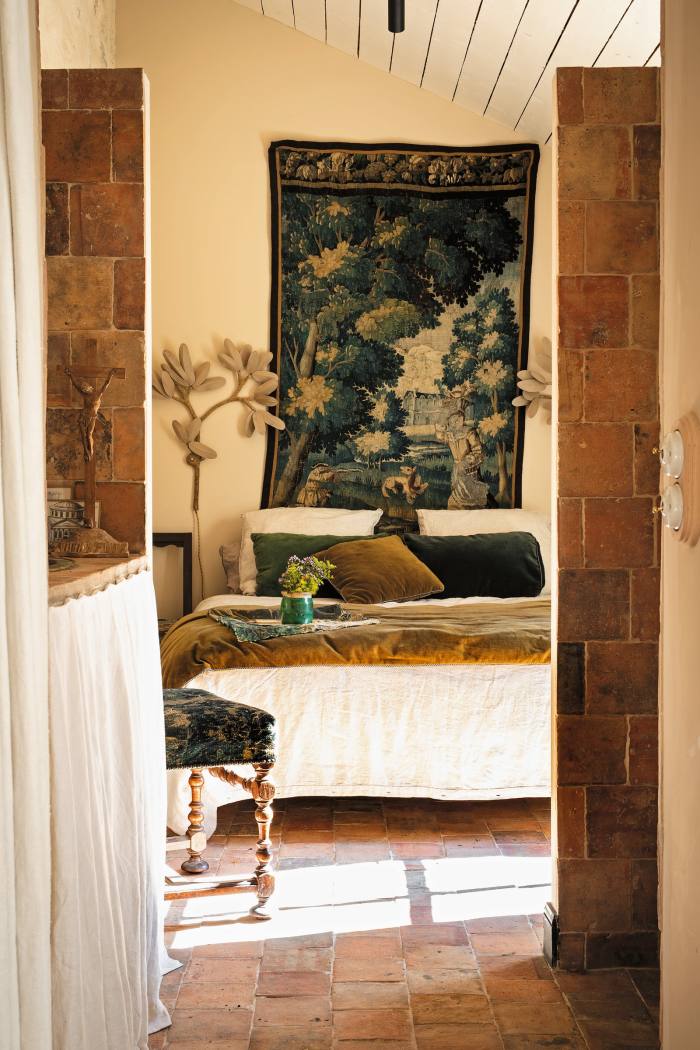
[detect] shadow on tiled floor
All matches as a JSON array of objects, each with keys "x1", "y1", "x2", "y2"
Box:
[{"x1": 152, "y1": 796, "x2": 659, "y2": 1049}]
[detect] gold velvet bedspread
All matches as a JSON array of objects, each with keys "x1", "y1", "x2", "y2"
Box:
[{"x1": 160, "y1": 600, "x2": 551, "y2": 689}]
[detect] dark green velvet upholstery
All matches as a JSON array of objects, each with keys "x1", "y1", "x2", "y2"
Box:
[{"x1": 163, "y1": 687, "x2": 276, "y2": 770}]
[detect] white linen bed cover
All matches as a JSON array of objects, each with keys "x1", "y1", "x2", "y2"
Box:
[{"x1": 167, "y1": 594, "x2": 551, "y2": 836}]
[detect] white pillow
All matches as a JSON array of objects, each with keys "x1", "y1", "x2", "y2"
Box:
[
  {"x1": 417, "y1": 508, "x2": 552, "y2": 594},
  {"x1": 238, "y1": 507, "x2": 383, "y2": 595}
]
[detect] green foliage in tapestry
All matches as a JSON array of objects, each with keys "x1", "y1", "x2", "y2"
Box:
[
  {"x1": 442, "y1": 287, "x2": 519, "y2": 504},
  {"x1": 273, "y1": 192, "x2": 522, "y2": 507}
]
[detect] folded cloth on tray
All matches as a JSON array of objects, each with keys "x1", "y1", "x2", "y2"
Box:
[
  {"x1": 209, "y1": 607, "x2": 379, "y2": 642},
  {"x1": 161, "y1": 599, "x2": 550, "y2": 688}
]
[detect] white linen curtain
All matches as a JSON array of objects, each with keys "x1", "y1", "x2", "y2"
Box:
[
  {"x1": 0, "y1": 1, "x2": 52, "y2": 1048},
  {"x1": 49, "y1": 571, "x2": 175, "y2": 1048}
]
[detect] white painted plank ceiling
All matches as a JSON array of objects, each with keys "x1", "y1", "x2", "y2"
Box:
[
  {"x1": 236, "y1": 0, "x2": 661, "y2": 141},
  {"x1": 359, "y1": 0, "x2": 394, "y2": 72},
  {"x1": 420, "y1": 0, "x2": 480, "y2": 100},
  {"x1": 292, "y1": 0, "x2": 325, "y2": 41},
  {"x1": 326, "y1": 0, "x2": 361, "y2": 56}
]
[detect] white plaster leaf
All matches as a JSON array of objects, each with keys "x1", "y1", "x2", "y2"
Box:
[
  {"x1": 255, "y1": 376, "x2": 279, "y2": 395},
  {"x1": 196, "y1": 376, "x2": 226, "y2": 391},
  {"x1": 163, "y1": 349, "x2": 189, "y2": 384},
  {"x1": 179, "y1": 343, "x2": 196, "y2": 385},
  {"x1": 189, "y1": 440, "x2": 217, "y2": 459},
  {"x1": 262, "y1": 411, "x2": 285, "y2": 431},
  {"x1": 251, "y1": 370, "x2": 278, "y2": 385},
  {"x1": 172, "y1": 419, "x2": 188, "y2": 443}
]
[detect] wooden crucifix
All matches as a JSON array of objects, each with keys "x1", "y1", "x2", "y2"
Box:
[{"x1": 52, "y1": 365, "x2": 130, "y2": 558}]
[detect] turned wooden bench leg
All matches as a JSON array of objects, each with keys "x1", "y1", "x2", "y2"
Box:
[
  {"x1": 250, "y1": 761, "x2": 275, "y2": 919},
  {"x1": 181, "y1": 767, "x2": 209, "y2": 875}
]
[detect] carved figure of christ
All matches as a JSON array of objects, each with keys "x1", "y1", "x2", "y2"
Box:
[{"x1": 65, "y1": 366, "x2": 126, "y2": 528}]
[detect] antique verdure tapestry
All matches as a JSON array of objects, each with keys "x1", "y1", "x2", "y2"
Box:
[{"x1": 263, "y1": 140, "x2": 539, "y2": 525}]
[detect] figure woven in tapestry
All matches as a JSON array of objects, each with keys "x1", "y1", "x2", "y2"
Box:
[{"x1": 263, "y1": 140, "x2": 539, "y2": 525}]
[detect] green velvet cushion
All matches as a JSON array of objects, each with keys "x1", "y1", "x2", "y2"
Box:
[
  {"x1": 404, "y1": 531, "x2": 545, "y2": 599},
  {"x1": 315, "y1": 534, "x2": 444, "y2": 604},
  {"x1": 252, "y1": 532, "x2": 380, "y2": 597},
  {"x1": 163, "y1": 687, "x2": 276, "y2": 769}
]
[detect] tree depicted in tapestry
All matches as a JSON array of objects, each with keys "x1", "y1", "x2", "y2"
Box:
[{"x1": 263, "y1": 142, "x2": 539, "y2": 524}]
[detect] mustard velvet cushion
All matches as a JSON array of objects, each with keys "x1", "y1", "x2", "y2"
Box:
[{"x1": 317, "y1": 535, "x2": 444, "y2": 604}]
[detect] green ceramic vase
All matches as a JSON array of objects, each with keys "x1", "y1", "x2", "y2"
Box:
[{"x1": 280, "y1": 592, "x2": 314, "y2": 625}]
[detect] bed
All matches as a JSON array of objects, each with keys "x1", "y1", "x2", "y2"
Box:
[{"x1": 164, "y1": 591, "x2": 551, "y2": 837}]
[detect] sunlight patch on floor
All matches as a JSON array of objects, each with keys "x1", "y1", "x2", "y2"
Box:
[{"x1": 168, "y1": 853, "x2": 552, "y2": 951}]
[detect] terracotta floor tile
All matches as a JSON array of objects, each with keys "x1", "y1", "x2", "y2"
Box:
[
  {"x1": 441, "y1": 832, "x2": 495, "y2": 846},
  {"x1": 175, "y1": 981, "x2": 256, "y2": 1010},
  {"x1": 566, "y1": 992, "x2": 653, "y2": 1023},
  {"x1": 492, "y1": 1001, "x2": 579, "y2": 1036},
  {"x1": 486, "y1": 818, "x2": 541, "y2": 832},
  {"x1": 166, "y1": 1006, "x2": 253, "y2": 1041},
  {"x1": 498, "y1": 844, "x2": 551, "y2": 857},
  {"x1": 256, "y1": 971, "x2": 331, "y2": 996},
  {"x1": 334, "y1": 844, "x2": 391, "y2": 863},
  {"x1": 332, "y1": 955, "x2": 405, "y2": 981},
  {"x1": 253, "y1": 995, "x2": 331, "y2": 1026},
  {"x1": 184, "y1": 958, "x2": 258, "y2": 984},
  {"x1": 401, "y1": 923, "x2": 469, "y2": 946},
  {"x1": 391, "y1": 842, "x2": 445, "y2": 860},
  {"x1": 333, "y1": 1007, "x2": 413, "y2": 1040},
  {"x1": 166, "y1": 1041, "x2": 249, "y2": 1050},
  {"x1": 414, "y1": 1022, "x2": 503, "y2": 1049},
  {"x1": 248, "y1": 1026, "x2": 332, "y2": 1049},
  {"x1": 282, "y1": 829, "x2": 336, "y2": 843},
  {"x1": 577, "y1": 1018, "x2": 659, "y2": 1049},
  {"x1": 332, "y1": 1042, "x2": 414, "y2": 1050},
  {"x1": 437, "y1": 820, "x2": 490, "y2": 833},
  {"x1": 261, "y1": 947, "x2": 333, "y2": 973},
  {"x1": 407, "y1": 904, "x2": 440, "y2": 924},
  {"x1": 266, "y1": 932, "x2": 334, "y2": 949},
  {"x1": 470, "y1": 931, "x2": 542, "y2": 956},
  {"x1": 333, "y1": 980, "x2": 410, "y2": 1010},
  {"x1": 466, "y1": 916, "x2": 531, "y2": 934},
  {"x1": 190, "y1": 941, "x2": 262, "y2": 960},
  {"x1": 478, "y1": 955, "x2": 552, "y2": 980},
  {"x1": 484, "y1": 977, "x2": 564, "y2": 1002},
  {"x1": 500, "y1": 1037, "x2": 586, "y2": 1049},
  {"x1": 387, "y1": 827, "x2": 442, "y2": 842},
  {"x1": 334, "y1": 825, "x2": 388, "y2": 841},
  {"x1": 493, "y1": 832, "x2": 548, "y2": 846},
  {"x1": 334, "y1": 931, "x2": 403, "y2": 957},
  {"x1": 443, "y1": 845, "x2": 497, "y2": 858},
  {"x1": 279, "y1": 843, "x2": 335, "y2": 861},
  {"x1": 555, "y1": 971, "x2": 637, "y2": 998},
  {"x1": 411, "y1": 992, "x2": 492, "y2": 1025},
  {"x1": 404, "y1": 944, "x2": 479, "y2": 971},
  {"x1": 407, "y1": 968, "x2": 484, "y2": 996}
]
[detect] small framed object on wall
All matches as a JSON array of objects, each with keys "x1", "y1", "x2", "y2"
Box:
[{"x1": 153, "y1": 533, "x2": 193, "y2": 635}]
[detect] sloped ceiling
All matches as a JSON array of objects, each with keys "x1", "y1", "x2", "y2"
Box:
[{"x1": 234, "y1": 0, "x2": 660, "y2": 141}]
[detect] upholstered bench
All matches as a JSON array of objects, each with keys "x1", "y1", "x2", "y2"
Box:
[{"x1": 163, "y1": 687, "x2": 276, "y2": 918}]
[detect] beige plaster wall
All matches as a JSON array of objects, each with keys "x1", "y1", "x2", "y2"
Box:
[
  {"x1": 40, "y1": 0, "x2": 115, "y2": 68},
  {"x1": 660, "y1": 0, "x2": 700, "y2": 1041},
  {"x1": 117, "y1": 0, "x2": 553, "y2": 602}
]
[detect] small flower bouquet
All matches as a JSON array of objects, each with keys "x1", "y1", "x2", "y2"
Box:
[
  {"x1": 278, "y1": 555, "x2": 335, "y2": 625},
  {"x1": 279, "y1": 555, "x2": 335, "y2": 597}
]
